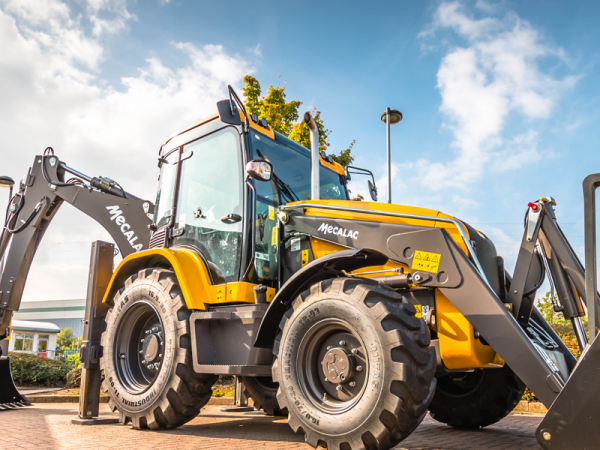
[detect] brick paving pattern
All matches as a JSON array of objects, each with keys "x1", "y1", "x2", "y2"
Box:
[{"x1": 3, "y1": 403, "x2": 543, "y2": 450}]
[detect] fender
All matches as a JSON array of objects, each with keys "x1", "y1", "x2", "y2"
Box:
[
  {"x1": 253, "y1": 248, "x2": 389, "y2": 349},
  {"x1": 102, "y1": 247, "x2": 214, "y2": 310}
]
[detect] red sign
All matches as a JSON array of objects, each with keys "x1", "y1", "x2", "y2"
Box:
[{"x1": 39, "y1": 352, "x2": 47, "y2": 357}]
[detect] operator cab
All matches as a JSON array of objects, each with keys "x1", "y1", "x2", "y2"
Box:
[{"x1": 152, "y1": 104, "x2": 349, "y2": 289}]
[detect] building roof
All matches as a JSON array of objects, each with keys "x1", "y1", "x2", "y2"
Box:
[{"x1": 11, "y1": 320, "x2": 61, "y2": 333}]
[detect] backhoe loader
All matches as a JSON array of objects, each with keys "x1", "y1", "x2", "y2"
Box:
[{"x1": 1, "y1": 85, "x2": 600, "y2": 449}]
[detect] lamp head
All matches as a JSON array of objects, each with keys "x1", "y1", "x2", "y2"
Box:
[
  {"x1": 381, "y1": 109, "x2": 403, "y2": 125},
  {"x1": 0, "y1": 176, "x2": 14, "y2": 188}
]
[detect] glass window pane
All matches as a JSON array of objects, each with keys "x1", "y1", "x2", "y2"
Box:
[
  {"x1": 23, "y1": 334, "x2": 33, "y2": 352},
  {"x1": 249, "y1": 132, "x2": 348, "y2": 282},
  {"x1": 173, "y1": 128, "x2": 243, "y2": 282},
  {"x1": 154, "y1": 150, "x2": 180, "y2": 228},
  {"x1": 14, "y1": 334, "x2": 23, "y2": 351},
  {"x1": 38, "y1": 334, "x2": 49, "y2": 352}
]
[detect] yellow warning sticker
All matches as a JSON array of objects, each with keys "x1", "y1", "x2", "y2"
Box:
[
  {"x1": 271, "y1": 226, "x2": 278, "y2": 246},
  {"x1": 268, "y1": 206, "x2": 275, "y2": 221},
  {"x1": 414, "y1": 305, "x2": 422, "y2": 319},
  {"x1": 411, "y1": 250, "x2": 441, "y2": 274},
  {"x1": 301, "y1": 249, "x2": 309, "y2": 267},
  {"x1": 216, "y1": 286, "x2": 225, "y2": 302}
]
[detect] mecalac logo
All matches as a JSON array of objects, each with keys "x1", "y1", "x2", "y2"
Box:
[
  {"x1": 107, "y1": 206, "x2": 144, "y2": 252},
  {"x1": 317, "y1": 223, "x2": 359, "y2": 239}
]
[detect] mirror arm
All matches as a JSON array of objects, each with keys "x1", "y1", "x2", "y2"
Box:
[
  {"x1": 347, "y1": 165, "x2": 378, "y2": 197},
  {"x1": 228, "y1": 85, "x2": 249, "y2": 132}
]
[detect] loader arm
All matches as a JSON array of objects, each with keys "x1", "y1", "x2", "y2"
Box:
[{"x1": 0, "y1": 153, "x2": 153, "y2": 336}]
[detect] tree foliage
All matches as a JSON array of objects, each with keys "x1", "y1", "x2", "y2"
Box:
[
  {"x1": 57, "y1": 328, "x2": 76, "y2": 349},
  {"x1": 241, "y1": 75, "x2": 332, "y2": 152},
  {"x1": 332, "y1": 140, "x2": 355, "y2": 169}
]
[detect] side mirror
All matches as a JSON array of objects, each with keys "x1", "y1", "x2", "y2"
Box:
[
  {"x1": 368, "y1": 179, "x2": 378, "y2": 202},
  {"x1": 246, "y1": 160, "x2": 272, "y2": 182},
  {"x1": 217, "y1": 99, "x2": 242, "y2": 126}
]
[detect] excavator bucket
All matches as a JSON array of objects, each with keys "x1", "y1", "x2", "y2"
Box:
[
  {"x1": 536, "y1": 332, "x2": 600, "y2": 448},
  {"x1": 0, "y1": 356, "x2": 30, "y2": 410}
]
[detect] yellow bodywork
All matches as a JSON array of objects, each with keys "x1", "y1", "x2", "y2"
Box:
[
  {"x1": 304, "y1": 199, "x2": 501, "y2": 371},
  {"x1": 102, "y1": 247, "x2": 275, "y2": 310}
]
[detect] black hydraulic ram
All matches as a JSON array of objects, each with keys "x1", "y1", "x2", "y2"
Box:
[{"x1": 0, "y1": 152, "x2": 153, "y2": 337}]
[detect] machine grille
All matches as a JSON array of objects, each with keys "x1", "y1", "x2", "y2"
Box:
[{"x1": 149, "y1": 228, "x2": 167, "y2": 249}]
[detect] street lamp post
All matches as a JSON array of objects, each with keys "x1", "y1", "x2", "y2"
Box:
[{"x1": 380, "y1": 108, "x2": 403, "y2": 204}]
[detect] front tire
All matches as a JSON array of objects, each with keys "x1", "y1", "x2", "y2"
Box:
[
  {"x1": 428, "y1": 365, "x2": 525, "y2": 429},
  {"x1": 240, "y1": 376, "x2": 286, "y2": 416},
  {"x1": 100, "y1": 268, "x2": 217, "y2": 429},
  {"x1": 273, "y1": 278, "x2": 436, "y2": 450}
]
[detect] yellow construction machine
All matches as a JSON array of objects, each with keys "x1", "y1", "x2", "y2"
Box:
[{"x1": 1, "y1": 86, "x2": 599, "y2": 449}]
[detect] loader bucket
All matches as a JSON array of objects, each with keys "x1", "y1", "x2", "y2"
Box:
[
  {"x1": 0, "y1": 357, "x2": 31, "y2": 410},
  {"x1": 536, "y1": 332, "x2": 600, "y2": 448}
]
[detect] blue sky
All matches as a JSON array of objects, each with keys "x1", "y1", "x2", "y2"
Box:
[{"x1": 2, "y1": 0, "x2": 600, "y2": 300}]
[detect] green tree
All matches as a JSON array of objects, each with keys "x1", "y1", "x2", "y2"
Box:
[
  {"x1": 242, "y1": 75, "x2": 301, "y2": 137},
  {"x1": 241, "y1": 75, "x2": 332, "y2": 153},
  {"x1": 57, "y1": 328, "x2": 76, "y2": 349},
  {"x1": 332, "y1": 140, "x2": 355, "y2": 169}
]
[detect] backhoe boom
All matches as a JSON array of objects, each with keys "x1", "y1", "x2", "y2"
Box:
[{"x1": 0, "y1": 153, "x2": 153, "y2": 336}]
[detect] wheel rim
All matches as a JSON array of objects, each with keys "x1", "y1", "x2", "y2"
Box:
[
  {"x1": 296, "y1": 318, "x2": 368, "y2": 415},
  {"x1": 114, "y1": 301, "x2": 165, "y2": 394},
  {"x1": 436, "y1": 370, "x2": 485, "y2": 397}
]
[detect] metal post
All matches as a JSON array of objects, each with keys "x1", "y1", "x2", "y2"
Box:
[
  {"x1": 72, "y1": 240, "x2": 118, "y2": 425},
  {"x1": 386, "y1": 107, "x2": 391, "y2": 204},
  {"x1": 583, "y1": 173, "x2": 600, "y2": 341},
  {"x1": 220, "y1": 377, "x2": 253, "y2": 412}
]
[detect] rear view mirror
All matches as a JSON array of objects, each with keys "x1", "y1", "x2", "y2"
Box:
[
  {"x1": 246, "y1": 160, "x2": 272, "y2": 182},
  {"x1": 368, "y1": 180, "x2": 378, "y2": 202},
  {"x1": 217, "y1": 99, "x2": 242, "y2": 126}
]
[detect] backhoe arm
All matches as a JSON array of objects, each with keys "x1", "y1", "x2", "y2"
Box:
[{"x1": 0, "y1": 152, "x2": 153, "y2": 336}]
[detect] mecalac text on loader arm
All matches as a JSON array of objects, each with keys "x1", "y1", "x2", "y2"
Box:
[
  {"x1": 107, "y1": 205, "x2": 144, "y2": 251},
  {"x1": 318, "y1": 222, "x2": 359, "y2": 239}
]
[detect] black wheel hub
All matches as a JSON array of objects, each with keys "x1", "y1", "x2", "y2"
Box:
[
  {"x1": 114, "y1": 302, "x2": 165, "y2": 394},
  {"x1": 298, "y1": 321, "x2": 368, "y2": 414}
]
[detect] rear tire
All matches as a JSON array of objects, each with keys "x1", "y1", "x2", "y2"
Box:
[
  {"x1": 100, "y1": 268, "x2": 217, "y2": 429},
  {"x1": 428, "y1": 365, "x2": 525, "y2": 429},
  {"x1": 272, "y1": 278, "x2": 436, "y2": 450},
  {"x1": 240, "y1": 376, "x2": 286, "y2": 416}
]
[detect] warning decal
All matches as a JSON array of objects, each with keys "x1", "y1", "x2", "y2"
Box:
[
  {"x1": 301, "y1": 249, "x2": 309, "y2": 267},
  {"x1": 414, "y1": 305, "x2": 422, "y2": 319},
  {"x1": 411, "y1": 250, "x2": 441, "y2": 274}
]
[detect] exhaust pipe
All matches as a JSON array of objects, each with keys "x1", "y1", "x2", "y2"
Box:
[{"x1": 304, "y1": 112, "x2": 320, "y2": 200}]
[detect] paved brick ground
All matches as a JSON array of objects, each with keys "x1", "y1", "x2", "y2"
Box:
[{"x1": 3, "y1": 403, "x2": 543, "y2": 450}]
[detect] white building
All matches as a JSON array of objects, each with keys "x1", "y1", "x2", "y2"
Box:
[
  {"x1": 12, "y1": 299, "x2": 86, "y2": 334},
  {"x1": 8, "y1": 320, "x2": 60, "y2": 358}
]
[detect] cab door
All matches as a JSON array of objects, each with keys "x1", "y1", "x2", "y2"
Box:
[{"x1": 171, "y1": 127, "x2": 245, "y2": 284}]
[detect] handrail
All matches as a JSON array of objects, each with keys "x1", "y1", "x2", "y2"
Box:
[{"x1": 281, "y1": 202, "x2": 491, "y2": 288}]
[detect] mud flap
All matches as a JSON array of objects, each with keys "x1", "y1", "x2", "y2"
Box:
[
  {"x1": 0, "y1": 357, "x2": 31, "y2": 410},
  {"x1": 536, "y1": 333, "x2": 600, "y2": 449}
]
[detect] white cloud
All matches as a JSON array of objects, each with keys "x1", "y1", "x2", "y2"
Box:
[
  {"x1": 411, "y1": 1, "x2": 577, "y2": 192},
  {"x1": 0, "y1": 1, "x2": 252, "y2": 301}
]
